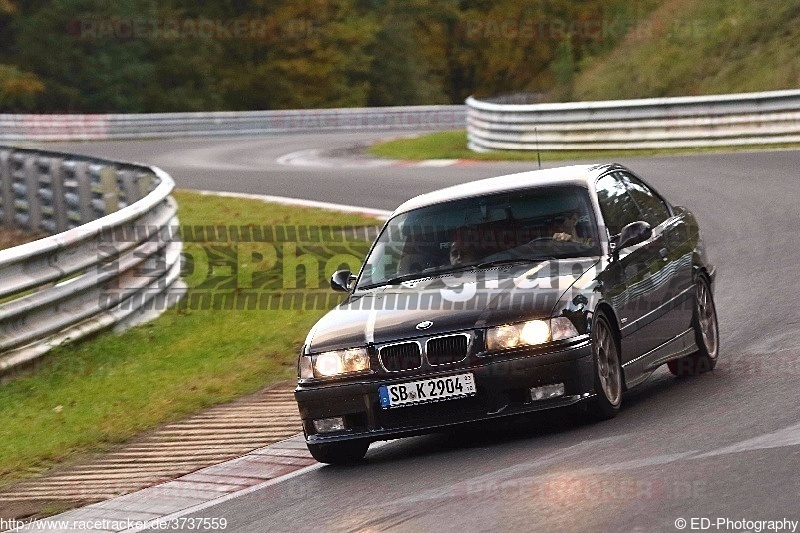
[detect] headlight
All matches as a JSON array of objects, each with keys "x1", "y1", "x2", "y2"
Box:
[
  {"x1": 315, "y1": 351, "x2": 343, "y2": 376},
  {"x1": 298, "y1": 347, "x2": 370, "y2": 379},
  {"x1": 486, "y1": 317, "x2": 578, "y2": 351}
]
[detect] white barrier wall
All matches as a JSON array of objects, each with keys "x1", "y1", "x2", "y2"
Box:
[
  {"x1": 0, "y1": 146, "x2": 183, "y2": 373},
  {"x1": 466, "y1": 89, "x2": 800, "y2": 151},
  {"x1": 0, "y1": 106, "x2": 467, "y2": 141}
]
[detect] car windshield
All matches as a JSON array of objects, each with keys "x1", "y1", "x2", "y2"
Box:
[{"x1": 357, "y1": 185, "x2": 601, "y2": 289}]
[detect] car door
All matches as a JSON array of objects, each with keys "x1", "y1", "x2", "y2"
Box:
[
  {"x1": 617, "y1": 170, "x2": 695, "y2": 343},
  {"x1": 594, "y1": 172, "x2": 666, "y2": 366}
]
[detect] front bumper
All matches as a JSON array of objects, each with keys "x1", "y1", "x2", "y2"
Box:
[{"x1": 295, "y1": 339, "x2": 595, "y2": 444}]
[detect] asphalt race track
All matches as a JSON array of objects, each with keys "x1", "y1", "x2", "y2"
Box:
[{"x1": 46, "y1": 134, "x2": 800, "y2": 532}]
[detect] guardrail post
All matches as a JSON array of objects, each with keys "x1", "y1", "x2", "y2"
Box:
[
  {"x1": 136, "y1": 171, "x2": 154, "y2": 199},
  {"x1": 21, "y1": 155, "x2": 41, "y2": 231},
  {"x1": 33, "y1": 156, "x2": 67, "y2": 234},
  {"x1": 49, "y1": 158, "x2": 69, "y2": 233},
  {"x1": 62, "y1": 161, "x2": 92, "y2": 228},
  {"x1": 100, "y1": 166, "x2": 119, "y2": 215},
  {"x1": 118, "y1": 168, "x2": 151, "y2": 207},
  {"x1": 0, "y1": 149, "x2": 12, "y2": 226}
]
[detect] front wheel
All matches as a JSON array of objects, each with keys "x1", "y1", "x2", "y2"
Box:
[
  {"x1": 587, "y1": 312, "x2": 623, "y2": 420},
  {"x1": 307, "y1": 439, "x2": 369, "y2": 465},
  {"x1": 668, "y1": 276, "x2": 719, "y2": 377}
]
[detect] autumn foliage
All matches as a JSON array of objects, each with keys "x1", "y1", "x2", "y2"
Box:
[{"x1": 0, "y1": 0, "x2": 657, "y2": 112}]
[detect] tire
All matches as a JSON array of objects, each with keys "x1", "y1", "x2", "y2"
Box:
[
  {"x1": 307, "y1": 439, "x2": 369, "y2": 465},
  {"x1": 668, "y1": 275, "x2": 719, "y2": 377},
  {"x1": 587, "y1": 312, "x2": 623, "y2": 420}
]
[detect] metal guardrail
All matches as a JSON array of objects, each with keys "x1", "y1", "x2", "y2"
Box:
[
  {"x1": 0, "y1": 146, "x2": 183, "y2": 374},
  {"x1": 466, "y1": 89, "x2": 800, "y2": 151},
  {"x1": 0, "y1": 105, "x2": 466, "y2": 141}
]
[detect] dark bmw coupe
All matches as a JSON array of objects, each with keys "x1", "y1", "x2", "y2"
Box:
[{"x1": 294, "y1": 164, "x2": 719, "y2": 464}]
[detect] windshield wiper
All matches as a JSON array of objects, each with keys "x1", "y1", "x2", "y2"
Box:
[
  {"x1": 475, "y1": 257, "x2": 554, "y2": 269},
  {"x1": 359, "y1": 258, "x2": 553, "y2": 289},
  {"x1": 383, "y1": 274, "x2": 426, "y2": 285},
  {"x1": 359, "y1": 273, "x2": 429, "y2": 290},
  {"x1": 359, "y1": 263, "x2": 485, "y2": 289}
]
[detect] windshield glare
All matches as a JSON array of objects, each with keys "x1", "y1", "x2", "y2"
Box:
[{"x1": 357, "y1": 186, "x2": 601, "y2": 289}]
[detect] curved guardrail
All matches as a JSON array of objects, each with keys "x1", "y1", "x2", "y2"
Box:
[
  {"x1": 0, "y1": 146, "x2": 183, "y2": 373},
  {"x1": 0, "y1": 105, "x2": 466, "y2": 141},
  {"x1": 466, "y1": 89, "x2": 800, "y2": 151}
]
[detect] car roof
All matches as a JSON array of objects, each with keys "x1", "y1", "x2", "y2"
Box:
[{"x1": 391, "y1": 163, "x2": 617, "y2": 216}]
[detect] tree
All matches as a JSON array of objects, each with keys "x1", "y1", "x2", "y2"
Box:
[
  {"x1": 0, "y1": 64, "x2": 45, "y2": 111},
  {"x1": 366, "y1": 2, "x2": 448, "y2": 106}
]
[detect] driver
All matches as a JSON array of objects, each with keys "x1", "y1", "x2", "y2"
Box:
[
  {"x1": 552, "y1": 211, "x2": 580, "y2": 242},
  {"x1": 552, "y1": 211, "x2": 592, "y2": 245},
  {"x1": 449, "y1": 227, "x2": 481, "y2": 265},
  {"x1": 449, "y1": 241, "x2": 478, "y2": 265}
]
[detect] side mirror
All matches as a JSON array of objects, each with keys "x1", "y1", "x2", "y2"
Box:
[
  {"x1": 614, "y1": 221, "x2": 652, "y2": 258},
  {"x1": 331, "y1": 269, "x2": 356, "y2": 292}
]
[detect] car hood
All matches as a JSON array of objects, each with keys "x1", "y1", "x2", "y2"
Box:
[{"x1": 305, "y1": 258, "x2": 600, "y2": 352}]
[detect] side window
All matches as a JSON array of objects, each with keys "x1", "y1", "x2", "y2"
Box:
[
  {"x1": 616, "y1": 171, "x2": 671, "y2": 227},
  {"x1": 595, "y1": 173, "x2": 641, "y2": 237}
]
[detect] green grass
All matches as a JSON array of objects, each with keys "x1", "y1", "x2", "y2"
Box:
[
  {"x1": 369, "y1": 130, "x2": 800, "y2": 162},
  {"x1": 572, "y1": 0, "x2": 800, "y2": 99},
  {"x1": 0, "y1": 190, "x2": 378, "y2": 486},
  {"x1": 369, "y1": 1, "x2": 800, "y2": 164}
]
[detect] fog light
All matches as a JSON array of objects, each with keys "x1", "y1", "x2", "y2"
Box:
[
  {"x1": 530, "y1": 383, "x2": 565, "y2": 401},
  {"x1": 313, "y1": 417, "x2": 346, "y2": 433}
]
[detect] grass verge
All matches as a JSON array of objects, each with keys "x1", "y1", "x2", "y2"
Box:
[
  {"x1": 369, "y1": 130, "x2": 800, "y2": 162},
  {"x1": 0, "y1": 190, "x2": 378, "y2": 486},
  {"x1": 572, "y1": 0, "x2": 800, "y2": 100}
]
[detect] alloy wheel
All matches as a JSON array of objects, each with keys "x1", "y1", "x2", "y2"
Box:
[
  {"x1": 696, "y1": 280, "x2": 718, "y2": 359},
  {"x1": 595, "y1": 318, "x2": 622, "y2": 407}
]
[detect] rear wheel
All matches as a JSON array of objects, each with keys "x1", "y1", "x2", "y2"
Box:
[
  {"x1": 307, "y1": 439, "x2": 369, "y2": 465},
  {"x1": 587, "y1": 312, "x2": 623, "y2": 420},
  {"x1": 668, "y1": 276, "x2": 719, "y2": 377}
]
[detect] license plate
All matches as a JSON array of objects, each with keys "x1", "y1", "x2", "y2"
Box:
[{"x1": 379, "y1": 373, "x2": 476, "y2": 409}]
